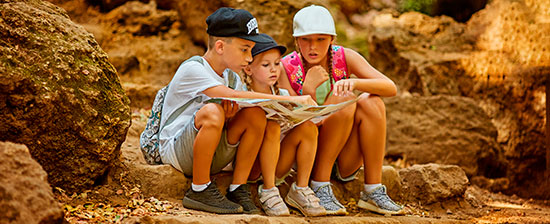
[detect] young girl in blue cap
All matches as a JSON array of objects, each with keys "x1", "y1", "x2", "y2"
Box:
[
  {"x1": 278, "y1": 5, "x2": 404, "y2": 215},
  {"x1": 243, "y1": 33, "x2": 326, "y2": 217}
]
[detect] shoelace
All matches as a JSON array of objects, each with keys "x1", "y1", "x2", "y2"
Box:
[
  {"x1": 205, "y1": 184, "x2": 226, "y2": 202},
  {"x1": 233, "y1": 187, "x2": 253, "y2": 203},
  {"x1": 316, "y1": 185, "x2": 337, "y2": 202},
  {"x1": 370, "y1": 190, "x2": 401, "y2": 209}
]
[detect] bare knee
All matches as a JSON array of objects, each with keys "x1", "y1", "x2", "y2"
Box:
[
  {"x1": 195, "y1": 103, "x2": 225, "y2": 129},
  {"x1": 238, "y1": 107, "x2": 267, "y2": 131},
  {"x1": 357, "y1": 95, "x2": 386, "y2": 122},
  {"x1": 337, "y1": 100, "x2": 357, "y2": 122},
  {"x1": 295, "y1": 121, "x2": 318, "y2": 138},
  {"x1": 265, "y1": 121, "x2": 281, "y2": 140}
]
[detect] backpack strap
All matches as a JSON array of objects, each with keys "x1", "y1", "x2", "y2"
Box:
[
  {"x1": 281, "y1": 51, "x2": 305, "y2": 95},
  {"x1": 331, "y1": 45, "x2": 349, "y2": 82}
]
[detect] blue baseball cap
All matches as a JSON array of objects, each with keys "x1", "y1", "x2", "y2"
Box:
[{"x1": 251, "y1": 34, "x2": 287, "y2": 57}]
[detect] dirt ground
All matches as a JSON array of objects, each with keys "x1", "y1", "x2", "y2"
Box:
[{"x1": 53, "y1": 111, "x2": 550, "y2": 224}]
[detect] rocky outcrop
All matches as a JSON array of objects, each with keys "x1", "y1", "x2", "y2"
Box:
[
  {"x1": 399, "y1": 164, "x2": 469, "y2": 204},
  {"x1": 111, "y1": 118, "x2": 189, "y2": 200},
  {"x1": 365, "y1": 0, "x2": 549, "y2": 199},
  {"x1": 0, "y1": 0, "x2": 131, "y2": 191},
  {"x1": 385, "y1": 95, "x2": 505, "y2": 177},
  {"x1": 0, "y1": 141, "x2": 65, "y2": 224}
]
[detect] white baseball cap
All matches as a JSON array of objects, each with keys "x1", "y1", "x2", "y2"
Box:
[{"x1": 293, "y1": 5, "x2": 336, "y2": 37}]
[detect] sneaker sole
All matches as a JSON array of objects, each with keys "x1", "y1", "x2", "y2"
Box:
[
  {"x1": 182, "y1": 197, "x2": 243, "y2": 214},
  {"x1": 357, "y1": 199, "x2": 403, "y2": 215},
  {"x1": 325, "y1": 207, "x2": 348, "y2": 216},
  {"x1": 285, "y1": 195, "x2": 326, "y2": 217},
  {"x1": 243, "y1": 208, "x2": 261, "y2": 215}
]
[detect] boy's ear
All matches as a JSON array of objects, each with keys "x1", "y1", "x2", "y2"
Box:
[{"x1": 215, "y1": 39, "x2": 225, "y2": 55}]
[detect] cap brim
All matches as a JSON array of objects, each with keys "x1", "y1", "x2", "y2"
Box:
[
  {"x1": 293, "y1": 31, "x2": 337, "y2": 37},
  {"x1": 252, "y1": 45, "x2": 287, "y2": 57},
  {"x1": 238, "y1": 34, "x2": 272, "y2": 43}
]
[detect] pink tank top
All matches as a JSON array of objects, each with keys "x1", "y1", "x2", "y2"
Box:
[{"x1": 281, "y1": 45, "x2": 349, "y2": 95}]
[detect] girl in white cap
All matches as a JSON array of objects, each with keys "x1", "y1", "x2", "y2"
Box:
[
  {"x1": 278, "y1": 5, "x2": 404, "y2": 215},
  {"x1": 243, "y1": 34, "x2": 326, "y2": 217}
]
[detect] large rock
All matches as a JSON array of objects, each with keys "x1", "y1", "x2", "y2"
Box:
[
  {"x1": 399, "y1": 164, "x2": 469, "y2": 204},
  {"x1": 365, "y1": 0, "x2": 549, "y2": 199},
  {"x1": 0, "y1": 0, "x2": 131, "y2": 191},
  {"x1": 385, "y1": 95, "x2": 506, "y2": 177},
  {"x1": 0, "y1": 141, "x2": 65, "y2": 224}
]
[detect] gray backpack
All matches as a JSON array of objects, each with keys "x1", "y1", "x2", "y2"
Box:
[{"x1": 139, "y1": 56, "x2": 239, "y2": 165}]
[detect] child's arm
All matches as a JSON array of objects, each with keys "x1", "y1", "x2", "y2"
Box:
[
  {"x1": 203, "y1": 85, "x2": 317, "y2": 106},
  {"x1": 333, "y1": 48, "x2": 397, "y2": 97}
]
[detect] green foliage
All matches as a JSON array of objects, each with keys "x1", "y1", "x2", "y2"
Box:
[{"x1": 400, "y1": 0, "x2": 435, "y2": 15}]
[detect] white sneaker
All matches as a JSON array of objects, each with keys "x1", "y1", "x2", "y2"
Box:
[
  {"x1": 285, "y1": 183, "x2": 326, "y2": 216},
  {"x1": 258, "y1": 185, "x2": 290, "y2": 216}
]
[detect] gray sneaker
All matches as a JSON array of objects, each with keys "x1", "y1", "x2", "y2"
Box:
[
  {"x1": 312, "y1": 183, "x2": 347, "y2": 215},
  {"x1": 358, "y1": 185, "x2": 404, "y2": 215},
  {"x1": 182, "y1": 180, "x2": 243, "y2": 214},
  {"x1": 226, "y1": 184, "x2": 261, "y2": 214}
]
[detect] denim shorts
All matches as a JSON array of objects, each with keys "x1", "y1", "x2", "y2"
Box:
[{"x1": 173, "y1": 111, "x2": 239, "y2": 177}]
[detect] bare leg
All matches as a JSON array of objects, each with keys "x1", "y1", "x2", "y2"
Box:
[
  {"x1": 277, "y1": 121, "x2": 318, "y2": 187},
  {"x1": 226, "y1": 107, "x2": 267, "y2": 185},
  {"x1": 338, "y1": 94, "x2": 386, "y2": 184},
  {"x1": 248, "y1": 155, "x2": 262, "y2": 182},
  {"x1": 192, "y1": 103, "x2": 226, "y2": 185},
  {"x1": 258, "y1": 121, "x2": 281, "y2": 189},
  {"x1": 311, "y1": 95, "x2": 356, "y2": 182}
]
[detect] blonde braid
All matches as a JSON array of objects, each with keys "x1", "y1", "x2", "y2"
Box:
[
  {"x1": 328, "y1": 44, "x2": 334, "y2": 85},
  {"x1": 273, "y1": 81, "x2": 280, "y2": 95},
  {"x1": 243, "y1": 72, "x2": 253, "y2": 92}
]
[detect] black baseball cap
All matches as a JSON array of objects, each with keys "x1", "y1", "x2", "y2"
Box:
[
  {"x1": 251, "y1": 34, "x2": 287, "y2": 57},
  {"x1": 206, "y1": 7, "x2": 270, "y2": 43}
]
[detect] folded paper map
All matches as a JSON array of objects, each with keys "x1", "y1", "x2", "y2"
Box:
[{"x1": 206, "y1": 98, "x2": 357, "y2": 133}]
